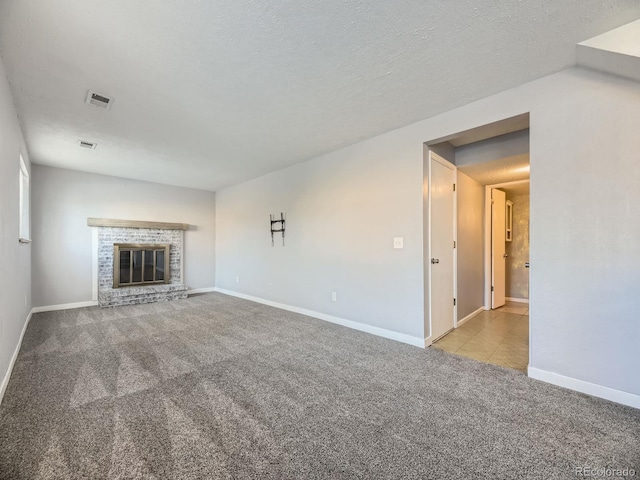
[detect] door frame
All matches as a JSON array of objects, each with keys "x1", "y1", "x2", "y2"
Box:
[
  {"x1": 483, "y1": 179, "x2": 530, "y2": 309},
  {"x1": 428, "y1": 151, "x2": 458, "y2": 342}
]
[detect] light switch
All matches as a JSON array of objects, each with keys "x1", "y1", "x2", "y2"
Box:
[{"x1": 393, "y1": 237, "x2": 404, "y2": 249}]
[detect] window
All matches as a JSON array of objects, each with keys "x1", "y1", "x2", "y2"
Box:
[{"x1": 19, "y1": 155, "x2": 30, "y2": 242}]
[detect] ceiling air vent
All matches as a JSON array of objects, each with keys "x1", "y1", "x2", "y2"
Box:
[
  {"x1": 78, "y1": 140, "x2": 97, "y2": 149},
  {"x1": 85, "y1": 90, "x2": 113, "y2": 110}
]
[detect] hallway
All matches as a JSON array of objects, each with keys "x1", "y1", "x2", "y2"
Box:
[{"x1": 433, "y1": 302, "x2": 529, "y2": 372}]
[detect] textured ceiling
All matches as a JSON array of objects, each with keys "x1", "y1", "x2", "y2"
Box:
[
  {"x1": 502, "y1": 182, "x2": 530, "y2": 197},
  {"x1": 454, "y1": 127, "x2": 529, "y2": 185},
  {"x1": 458, "y1": 153, "x2": 530, "y2": 186},
  {"x1": 1, "y1": 1, "x2": 639, "y2": 191}
]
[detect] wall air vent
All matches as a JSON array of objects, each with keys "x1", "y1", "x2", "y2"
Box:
[
  {"x1": 85, "y1": 90, "x2": 113, "y2": 110},
  {"x1": 78, "y1": 140, "x2": 97, "y2": 149}
]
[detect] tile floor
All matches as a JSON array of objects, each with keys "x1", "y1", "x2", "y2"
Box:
[{"x1": 432, "y1": 301, "x2": 529, "y2": 372}]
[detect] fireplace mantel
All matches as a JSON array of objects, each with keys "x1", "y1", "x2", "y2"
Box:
[{"x1": 87, "y1": 218, "x2": 189, "y2": 230}]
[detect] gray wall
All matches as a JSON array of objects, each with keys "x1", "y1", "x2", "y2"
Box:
[
  {"x1": 31, "y1": 166, "x2": 216, "y2": 307},
  {"x1": 217, "y1": 136, "x2": 424, "y2": 341},
  {"x1": 456, "y1": 171, "x2": 485, "y2": 319},
  {"x1": 0, "y1": 55, "x2": 31, "y2": 398},
  {"x1": 505, "y1": 190, "x2": 529, "y2": 299},
  {"x1": 216, "y1": 67, "x2": 640, "y2": 398},
  {"x1": 528, "y1": 70, "x2": 640, "y2": 396},
  {"x1": 429, "y1": 142, "x2": 455, "y2": 162}
]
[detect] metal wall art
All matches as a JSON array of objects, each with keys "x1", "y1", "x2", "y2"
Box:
[{"x1": 270, "y1": 212, "x2": 286, "y2": 246}]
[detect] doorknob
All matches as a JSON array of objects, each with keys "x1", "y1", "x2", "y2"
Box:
[{"x1": 431, "y1": 258, "x2": 440, "y2": 264}]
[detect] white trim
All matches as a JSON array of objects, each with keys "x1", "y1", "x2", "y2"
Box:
[
  {"x1": 456, "y1": 306, "x2": 484, "y2": 327},
  {"x1": 453, "y1": 167, "x2": 458, "y2": 327},
  {"x1": 528, "y1": 367, "x2": 640, "y2": 410},
  {"x1": 484, "y1": 186, "x2": 492, "y2": 309},
  {"x1": 31, "y1": 301, "x2": 98, "y2": 313},
  {"x1": 0, "y1": 309, "x2": 33, "y2": 405},
  {"x1": 427, "y1": 153, "x2": 433, "y2": 338},
  {"x1": 187, "y1": 287, "x2": 217, "y2": 295},
  {"x1": 424, "y1": 336, "x2": 432, "y2": 347},
  {"x1": 214, "y1": 288, "x2": 426, "y2": 348},
  {"x1": 506, "y1": 297, "x2": 529, "y2": 304}
]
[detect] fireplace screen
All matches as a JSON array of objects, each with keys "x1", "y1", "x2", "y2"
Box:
[{"x1": 113, "y1": 244, "x2": 170, "y2": 288}]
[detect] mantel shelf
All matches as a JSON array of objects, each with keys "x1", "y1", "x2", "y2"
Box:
[{"x1": 87, "y1": 218, "x2": 190, "y2": 231}]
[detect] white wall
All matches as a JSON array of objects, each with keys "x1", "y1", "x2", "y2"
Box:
[
  {"x1": 0, "y1": 56, "x2": 31, "y2": 399},
  {"x1": 216, "y1": 67, "x2": 640, "y2": 401},
  {"x1": 31, "y1": 166, "x2": 216, "y2": 307},
  {"x1": 456, "y1": 171, "x2": 484, "y2": 319}
]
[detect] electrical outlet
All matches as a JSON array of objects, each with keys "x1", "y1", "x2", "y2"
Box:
[
  {"x1": 236, "y1": 276, "x2": 239, "y2": 283},
  {"x1": 393, "y1": 237, "x2": 404, "y2": 249},
  {"x1": 331, "y1": 292, "x2": 337, "y2": 302}
]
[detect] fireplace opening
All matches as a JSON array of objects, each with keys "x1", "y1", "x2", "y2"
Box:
[{"x1": 113, "y1": 244, "x2": 170, "y2": 288}]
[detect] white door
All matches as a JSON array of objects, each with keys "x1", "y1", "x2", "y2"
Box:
[
  {"x1": 492, "y1": 188, "x2": 506, "y2": 308},
  {"x1": 429, "y1": 152, "x2": 456, "y2": 341}
]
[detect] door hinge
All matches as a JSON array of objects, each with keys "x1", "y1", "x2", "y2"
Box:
[
  {"x1": 491, "y1": 286, "x2": 494, "y2": 292},
  {"x1": 453, "y1": 298, "x2": 456, "y2": 306},
  {"x1": 453, "y1": 183, "x2": 456, "y2": 191},
  {"x1": 453, "y1": 241, "x2": 456, "y2": 248}
]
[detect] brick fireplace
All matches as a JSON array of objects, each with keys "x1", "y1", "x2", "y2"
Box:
[{"x1": 88, "y1": 218, "x2": 189, "y2": 307}]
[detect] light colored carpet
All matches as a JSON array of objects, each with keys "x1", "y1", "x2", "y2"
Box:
[{"x1": 1, "y1": 292, "x2": 638, "y2": 479}]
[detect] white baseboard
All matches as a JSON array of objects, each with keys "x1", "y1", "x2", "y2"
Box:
[
  {"x1": 0, "y1": 309, "x2": 33, "y2": 405},
  {"x1": 506, "y1": 297, "x2": 529, "y2": 304},
  {"x1": 34, "y1": 289, "x2": 220, "y2": 310},
  {"x1": 528, "y1": 367, "x2": 640, "y2": 409},
  {"x1": 31, "y1": 300, "x2": 98, "y2": 313},
  {"x1": 456, "y1": 306, "x2": 484, "y2": 327},
  {"x1": 187, "y1": 287, "x2": 217, "y2": 295},
  {"x1": 214, "y1": 288, "x2": 426, "y2": 348}
]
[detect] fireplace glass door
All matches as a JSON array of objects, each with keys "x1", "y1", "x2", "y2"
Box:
[{"x1": 113, "y1": 244, "x2": 170, "y2": 288}]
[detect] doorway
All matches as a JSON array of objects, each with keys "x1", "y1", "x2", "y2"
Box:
[
  {"x1": 434, "y1": 178, "x2": 530, "y2": 372},
  {"x1": 491, "y1": 187, "x2": 508, "y2": 308},
  {"x1": 484, "y1": 180, "x2": 530, "y2": 310},
  {"x1": 424, "y1": 117, "x2": 530, "y2": 373}
]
